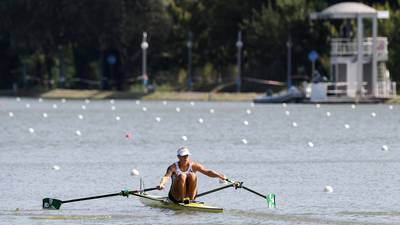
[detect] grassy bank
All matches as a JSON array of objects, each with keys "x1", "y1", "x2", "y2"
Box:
[{"x1": 3, "y1": 89, "x2": 260, "y2": 102}]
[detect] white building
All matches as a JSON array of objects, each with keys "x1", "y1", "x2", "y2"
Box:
[{"x1": 309, "y1": 2, "x2": 396, "y2": 101}]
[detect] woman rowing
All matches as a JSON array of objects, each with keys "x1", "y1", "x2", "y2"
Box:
[{"x1": 157, "y1": 146, "x2": 226, "y2": 203}]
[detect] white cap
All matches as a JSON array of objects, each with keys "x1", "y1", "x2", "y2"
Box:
[{"x1": 177, "y1": 146, "x2": 190, "y2": 156}]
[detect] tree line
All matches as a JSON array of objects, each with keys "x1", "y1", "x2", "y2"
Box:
[{"x1": 0, "y1": 0, "x2": 399, "y2": 92}]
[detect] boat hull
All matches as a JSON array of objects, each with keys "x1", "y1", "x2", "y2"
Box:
[{"x1": 134, "y1": 193, "x2": 223, "y2": 213}]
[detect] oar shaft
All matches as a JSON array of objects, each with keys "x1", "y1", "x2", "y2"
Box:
[
  {"x1": 242, "y1": 186, "x2": 266, "y2": 199},
  {"x1": 62, "y1": 187, "x2": 158, "y2": 204},
  {"x1": 196, "y1": 184, "x2": 234, "y2": 198},
  {"x1": 62, "y1": 193, "x2": 121, "y2": 203}
]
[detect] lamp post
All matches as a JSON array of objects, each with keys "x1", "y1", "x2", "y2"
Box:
[
  {"x1": 141, "y1": 32, "x2": 149, "y2": 93},
  {"x1": 286, "y1": 35, "x2": 293, "y2": 89},
  {"x1": 187, "y1": 32, "x2": 193, "y2": 90},
  {"x1": 236, "y1": 31, "x2": 243, "y2": 92}
]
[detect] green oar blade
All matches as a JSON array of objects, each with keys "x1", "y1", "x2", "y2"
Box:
[
  {"x1": 265, "y1": 193, "x2": 276, "y2": 208},
  {"x1": 43, "y1": 198, "x2": 63, "y2": 210}
]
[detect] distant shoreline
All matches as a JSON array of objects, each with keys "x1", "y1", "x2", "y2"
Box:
[
  {"x1": 1, "y1": 88, "x2": 398, "y2": 103},
  {"x1": 0, "y1": 89, "x2": 260, "y2": 102}
]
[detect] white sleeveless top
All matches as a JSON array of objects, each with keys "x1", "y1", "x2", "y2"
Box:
[{"x1": 171, "y1": 162, "x2": 193, "y2": 182}]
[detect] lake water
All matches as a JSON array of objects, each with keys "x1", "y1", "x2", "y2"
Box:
[{"x1": 0, "y1": 97, "x2": 399, "y2": 225}]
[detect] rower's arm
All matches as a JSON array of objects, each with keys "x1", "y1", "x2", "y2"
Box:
[
  {"x1": 158, "y1": 165, "x2": 173, "y2": 189},
  {"x1": 195, "y1": 163, "x2": 225, "y2": 180}
]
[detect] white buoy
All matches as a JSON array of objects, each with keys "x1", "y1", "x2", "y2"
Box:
[
  {"x1": 243, "y1": 120, "x2": 249, "y2": 126},
  {"x1": 142, "y1": 107, "x2": 147, "y2": 112},
  {"x1": 210, "y1": 109, "x2": 215, "y2": 114},
  {"x1": 250, "y1": 102, "x2": 255, "y2": 107},
  {"x1": 85, "y1": 99, "x2": 90, "y2": 104},
  {"x1": 8, "y1": 112, "x2": 14, "y2": 117},
  {"x1": 316, "y1": 104, "x2": 321, "y2": 108},
  {"x1": 381, "y1": 145, "x2": 389, "y2": 151},
  {"x1": 389, "y1": 105, "x2": 394, "y2": 110},
  {"x1": 324, "y1": 186, "x2": 333, "y2": 193},
  {"x1": 29, "y1": 128, "x2": 35, "y2": 133},
  {"x1": 81, "y1": 105, "x2": 86, "y2": 110},
  {"x1": 282, "y1": 103, "x2": 287, "y2": 108},
  {"x1": 198, "y1": 118, "x2": 204, "y2": 124},
  {"x1": 52, "y1": 104, "x2": 58, "y2": 109},
  {"x1": 155, "y1": 117, "x2": 161, "y2": 122},
  {"x1": 181, "y1": 136, "x2": 188, "y2": 141},
  {"x1": 241, "y1": 139, "x2": 248, "y2": 144},
  {"x1": 285, "y1": 110, "x2": 290, "y2": 116},
  {"x1": 130, "y1": 169, "x2": 140, "y2": 176},
  {"x1": 16, "y1": 97, "x2": 21, "y2": 102},
  {"x1": 292, "y1": 122, "x2": 298, "y2": 127},
  {"x1": 115, "y1": 116, "x2": 121, "y2": 121},
  {"x1": 307, "y1": 142, "x2": 314, "y2": 148},
  {"x1": 136, "y1": 100, "x2": 140, "y2": 105},
  {"x1": 344, "y1": 124, "x2": 350, "y2": 129},
  {"x1": 246, "y1": 109, "x2": 252, "y2": 114},
  {"x1": 326, "y1": 112, "x2": 331, "y2": 117},
  {"x1": 371, "y1": 112, "x2": 376, "y2": 117},
  {"x1": 190, "y1": 101, "x2": 195, "y2": 106},
  {"x1": 25, "y1": 103, "x2": 30, "y2": 108},
  {"x1": 53, "y1": 165, "x2": 60, "y2": 170},
  {"x1": 176, "y1": 107, "x2": 181, "y2": 112},
  {"x1": 162, "y1": 101, "x2": 167, "y2": 105},
  {"x1": 42, "y1": 113, "x2": 48, "y2": 118},
  {"x1": 111, "y1": 106, "x2": 116, "y2": 111},
  {"x1": 351, "y1": 104, "x2": 356, "y2": 109},
  {"x1": 61, "y1": 98, "x2": 66, "y2": 103},
  {"x1": 110, "y1": 99, "x2": 115, "y2": 104},
  {"x1": 38, "y1": 98, "x2": 43, "y2": 103},
  {"x1": 78, "y1": 114, "x2": 84, "y2": 120},
  {"x1": 75, "y1": 130, "x2": 82, "y2": 136}
]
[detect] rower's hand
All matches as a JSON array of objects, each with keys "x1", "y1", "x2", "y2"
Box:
[
  {"x1": 218, "y1": 175, "x2": 227, "y2": 184},
  {"x1": 157, "y1": 184, "x2": 165, "y2": 190}
]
